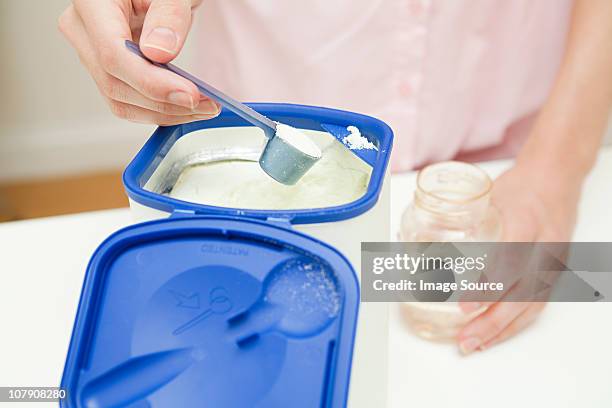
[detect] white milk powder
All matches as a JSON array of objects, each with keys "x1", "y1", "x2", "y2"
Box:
[
  {"x1": 343, "y1": 126, "x2": 377, "y2": 150},
  {"x1": 168, "y1": 129, "x2": 371, "y2": 210},
  {"x1": 275, "y1": 123, "x2": 322, "y2": 158}
]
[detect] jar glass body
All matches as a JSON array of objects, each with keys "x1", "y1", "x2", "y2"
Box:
[{"x1": 399, "y1": 161, "x2": 501, "y2": 341}]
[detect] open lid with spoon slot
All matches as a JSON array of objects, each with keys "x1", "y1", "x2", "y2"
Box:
[{"x1": 60, "y1": 214, "x2": 359, "y2": 408}]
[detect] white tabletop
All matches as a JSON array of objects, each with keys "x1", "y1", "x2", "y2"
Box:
[
  {"x1": 1, "y1": 147, "x2": 611, "y2": 408},
  {"x1": 388, "y1": 148, "x2": 612, "y2": 408}
]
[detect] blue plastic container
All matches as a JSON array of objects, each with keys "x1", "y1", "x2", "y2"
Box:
[{"x1": 61, "y1": 103, "x2": 393, "y2": 408}]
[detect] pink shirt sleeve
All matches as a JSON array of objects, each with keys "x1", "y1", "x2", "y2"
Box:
[{"x1": 193, "y1": 0, "x2": 573, "y2": 172}]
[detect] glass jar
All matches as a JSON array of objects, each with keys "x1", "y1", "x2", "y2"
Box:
[{"x1": 399, "y1": 161, "x2": 501, "y2": 340}]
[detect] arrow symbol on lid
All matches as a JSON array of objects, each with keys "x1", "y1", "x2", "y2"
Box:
[{"x1": 168, "y1": 290, "x2": 201, "y2": 309}]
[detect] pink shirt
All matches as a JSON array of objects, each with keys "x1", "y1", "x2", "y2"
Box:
[{"x1": 194, "y1": 0, "x2": 573, "y2": 172}]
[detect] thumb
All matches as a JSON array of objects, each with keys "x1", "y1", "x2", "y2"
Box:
[{"x1": 140, "y1": 0, "x2": 193, "y2": 63}]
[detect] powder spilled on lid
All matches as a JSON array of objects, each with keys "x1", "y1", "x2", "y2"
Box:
[
  {"x1": 275, "y1": 123, "x2": 322, "y2": 158},
  {"x1": 342, "y1": 126, "x2": 378, "y2": 150}
]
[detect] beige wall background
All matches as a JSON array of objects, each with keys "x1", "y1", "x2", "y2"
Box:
[{"x1": 0, "y1": 1, "x2": 610, "y2": 183}]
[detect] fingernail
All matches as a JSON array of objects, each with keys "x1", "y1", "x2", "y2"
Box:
[
  {"x1": 168, "y1": 91, "x2": 195, "y2": 109},
  {"x1": 460, "y1": 302, "x2": 482, "y2": 314},
  {"x1": 193, "y1": 113, "x2": 217, "y2": 120},
  {"x1": 196, "y1": 100, "x2": 220, "y2": 115},
  {"x1": 459, "y1": 337, "x2": 481, "y2": 355},
  {"x1": 143, "y1": 27, "x2": 179, "y2": 54}
]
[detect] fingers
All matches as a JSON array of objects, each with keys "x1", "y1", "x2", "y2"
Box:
[
  {"x1": 481, "y1": 303, "x2": 546, "y2": 350},
  {"x1": 457, "y1": 301, "x2": 530, "y2": 355},
  {"x1": 100, "y1": 73, "x2": 219, "y2": 115},
  {"x1": 113, "y1": 42, "x2": 202, "y2": 109},
  {"x1": 457, "y1": 265, "x2": 548, "y2": 356},
  {"x1": 141, "y1": 0, "x2": 193, "y2": 63},
  {"x1": 59, "y1": 1, "x2": 220, "y2": 124},
  {"x1": 70, "y1": 0, "x2": 202, "y2": 110},
  {"x1": 107, "y1": 99, "x2": 218, "y2": 125},
  {"x1": 458, "y1": 244, "x2": 533, "y2": 312},
  {"x1": 72, "y1": 0, "x2": 134, "y2": 64}
]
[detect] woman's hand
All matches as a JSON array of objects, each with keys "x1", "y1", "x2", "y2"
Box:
[
  {"x1": 457, "y1": 162, "x2": 580, "y2": 355},
  {"x1": 456, "y1": 0, "x2": 612, "y2": 355},
  {"x1": 58, "y1": 0, "x2": 220, "y2": 125}
]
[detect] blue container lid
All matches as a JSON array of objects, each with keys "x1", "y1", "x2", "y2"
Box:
[
  {"x1": 61, "y1": 215, "x2": 359, "y2": 407},
  {"x1": 123, "y1": 103, "x2": 393, "y2": 225}
]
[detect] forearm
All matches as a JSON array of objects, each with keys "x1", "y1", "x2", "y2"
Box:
[{"x1": 517, "y1": 0, "x2": 612, "y2": 184}]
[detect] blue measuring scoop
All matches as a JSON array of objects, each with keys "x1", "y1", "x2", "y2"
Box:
[{"x1": 125, "y1": 40, "x2": 320, "y2": 185}]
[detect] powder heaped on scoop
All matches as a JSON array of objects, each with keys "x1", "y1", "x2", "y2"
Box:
[{"x1": 275, "y1": 123, "x2": 322, "y2": 158}]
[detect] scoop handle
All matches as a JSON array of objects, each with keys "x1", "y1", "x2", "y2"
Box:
[
  {"x1": 80, "y1": 348, "x2": 195, "y2": 407},
  {"x1": 125, "y1": 40, "x2": 276, "y2": 138}
]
